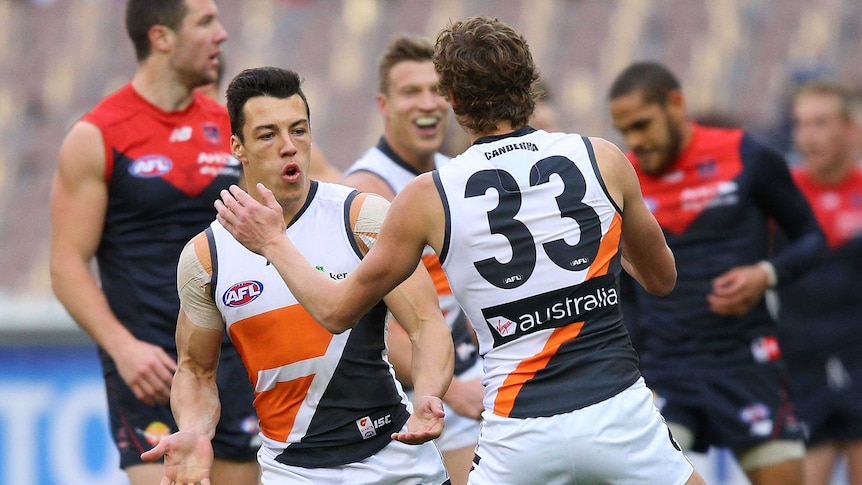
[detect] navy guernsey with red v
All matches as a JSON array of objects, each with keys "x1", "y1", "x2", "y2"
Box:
[
  {"x1": 778, "y1": 166, "x2": 862, "y2": 358},
  {"x1": 626, "y1": 124, "x2": 824, "y2": 369},
  {"x1": 81, "y1": 83, "x2": 242, "y2": 360}
]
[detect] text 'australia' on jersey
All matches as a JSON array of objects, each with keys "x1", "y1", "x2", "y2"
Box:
[{"x1": 435, "y1": 127, "x2": 640, "y2": 419}]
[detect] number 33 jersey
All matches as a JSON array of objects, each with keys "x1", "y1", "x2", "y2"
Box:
[{"x1": 434, "y1": 127, "x2": 641, "y2": 419}]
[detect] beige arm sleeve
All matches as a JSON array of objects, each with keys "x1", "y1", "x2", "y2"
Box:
[
  {"x1": 177, "y1": 238, "x2": 225, "y2": 331},
  {"x1": 352, "y1": 193, "x2": 390, "y2": 253}
]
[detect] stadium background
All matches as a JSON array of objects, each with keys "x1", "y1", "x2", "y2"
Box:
[{"x1": 0, "y1": 0, "x2": 859, "y2": 483}]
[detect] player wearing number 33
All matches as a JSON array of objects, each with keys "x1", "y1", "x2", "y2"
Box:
[{"x1": 216, "y1": 17, "x2": 706, "y2": 485}]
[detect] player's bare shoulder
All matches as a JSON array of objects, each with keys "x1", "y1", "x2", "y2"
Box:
[
  {"x1": 390, "y1": 172, "x2": 446, "y2": 253},
  {"x1": 57, "y1": 121, "x2": 107, "y2": 181},
  {"x1": 586, "y1": 136, "x2": 634, "y2": 210},
  {"x1": 348, "y1": 191, "x2": 391, "y2": 255},
  {"x1": 342, "y1": 170, "x2": 396, "y2": 201}
]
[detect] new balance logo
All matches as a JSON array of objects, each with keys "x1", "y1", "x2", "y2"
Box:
[{"x1": 169, "y1": 126, "x2": 192, "y2": 142}]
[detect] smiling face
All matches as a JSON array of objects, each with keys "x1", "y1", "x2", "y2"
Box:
[
  {"x1": 377, "y1": 60, "x2": 449, "y2": 171},
  {"x1": 610, "y1": 90, "x2": 687, "y2": 175},
  {"x1": 170, "y1": 0, "x2": 228, "y2": 88},
  {"x1": 231, "y1": 95, "x2": 312, "y2": 217}
]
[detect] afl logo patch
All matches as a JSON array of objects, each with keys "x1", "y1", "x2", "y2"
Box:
[
  {"x1": 223, "y1": 280, "x2": 264, "y2": 307},
  {"x1": 129, "y1": 155, "x2": 173, "y2": 178}
]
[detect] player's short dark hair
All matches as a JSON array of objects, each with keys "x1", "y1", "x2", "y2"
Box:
[
  {"x1": 226, "y1": 67, "x2": 311, "y2": 142},
  {"x1": 378, "y1": 34, "x2": 436, "y2": 95},
  {"x1": 434, "y1": 16, "x2": 539, "y2": 134},
  {"x1": 608, "y1": 61, "x2": 682, "y2": 106},
  {"x1": 126, "y1": 0, "x2": 188, "y2": 62}
]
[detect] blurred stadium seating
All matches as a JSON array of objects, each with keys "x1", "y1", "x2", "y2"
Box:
[{"x1": 1, "y1": 0, "x2": 860, "y2": 305}]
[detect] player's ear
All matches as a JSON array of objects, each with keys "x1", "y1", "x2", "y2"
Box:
[
  {"x1": 230, "y1": 134, "x2": 246, "y2": 163},
  {"x1": 667, "y1": 89, "x2": 685, "y2": 114},
  {"x1": 148, "y1": 24, "x2": 174, "y2": 54},
  {"x1": 375, "y1": 92, "x2": 388, "y2": 115},
  {"x1": 447, "y1": 92, "x2": 458, "y2": 109}
]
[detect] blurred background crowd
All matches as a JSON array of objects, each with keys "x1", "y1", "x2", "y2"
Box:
[
  {"x1": 1, "y1": 1, "x2": 861, "y2": 484},
  {"x1": 2, "y1": 0, "x2": 861, "y2": 305}
]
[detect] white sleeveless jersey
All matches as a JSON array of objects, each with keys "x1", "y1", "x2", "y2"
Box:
[
  {"x1": 208, "y1": 181, "x2": 410, "y2": 468},
  {"x1": 343, "y1": 139, "x2": 450, "y2": 194},
  {"x1": 433, "y1": 127, "x2": 641, "y2": 419},
  {"x1": 345, "y1": 140, "x2": 479, "y2": 376}
]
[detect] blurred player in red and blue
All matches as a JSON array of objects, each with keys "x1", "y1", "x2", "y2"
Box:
[
  {"x1": 49, "y1": 1, "x2": 259, "y2": 484},
  {"x1": 779, "y1": 80, "x2": 862, "y2": 485},
  {"x1": 608, "y1": 61, "x2": 827, "y2": 485}
]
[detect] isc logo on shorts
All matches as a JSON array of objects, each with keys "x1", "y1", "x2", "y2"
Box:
[{"x1": 356, "y1": 414, "x2": 391, "y2": 439}]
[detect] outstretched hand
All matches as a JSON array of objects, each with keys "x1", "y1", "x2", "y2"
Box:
[
  {"x1": 392, "y1": 395, "x2": 446, "y2": 444},
  {"x1": 140, "y1": 430, "x2": 214, "y2": 485},
  {"x1": 215, "y1": 183, "x2": 286, "y2": 256}
]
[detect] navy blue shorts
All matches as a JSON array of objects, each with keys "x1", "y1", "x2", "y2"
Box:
[
  {"x1": 105, "y1": 350, "x2": 259, "y2": 468},
  {"x1": 785, "y1": 353, "x2": 862, "y2": 446},
  {"x1": 644, "y1": 361, "x2": 804, "y2": 453}
]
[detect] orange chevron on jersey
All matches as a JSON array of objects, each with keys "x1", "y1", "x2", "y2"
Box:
[
  {"x1": 422, "y1": 253, "x2": 453, "y2": 296},
  {"x1": 229, "y1": 304, "x2": 334, "y2": 442},
  {"x1": 258, "y1": 376, "x2": 315, "y2": 443},
  {"x1": 587, "y1": 212, "x2": 622, "y2": 280},
  {"x1": 493, "y1": 322, "x2": 585, "y2": 417}
]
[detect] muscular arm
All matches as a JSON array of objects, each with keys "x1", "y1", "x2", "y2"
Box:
[
  {"x1": 342, "y1": 169, "x2": 481, "y2": 417},
  {"x1": 172, "y1": 309, "x2": 223, "y2": 439},
  {"x1": 590, "y1": 137, "x2": 676, "y2": 295},
  {"x1": 348, "y1": 191, "x2": 453, "y2": 412},
  {"x1": 49, "y1": 121, "x2": 175, "y2": 405},
  {"x1": 382, "y1": 260, "x2": 454, "y2": 443},
  {"x1": 340, "y1": 169, "x2": 412, "y2": 382},
  {"x1": 142, "y1": 238, "x2": 225, "y2": 481}
]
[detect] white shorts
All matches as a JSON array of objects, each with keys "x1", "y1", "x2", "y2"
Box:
[
  {"x1": 258, "y1": 423, "x2": 449, "y2": 484},
  {"x1": 468, "y1": 377, "x2": 694, "y2": 485}
]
